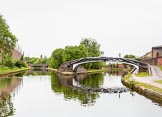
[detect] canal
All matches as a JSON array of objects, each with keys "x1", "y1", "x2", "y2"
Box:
[{"x1": 0, "y1": 70, "x2": 161, "y2": 117}]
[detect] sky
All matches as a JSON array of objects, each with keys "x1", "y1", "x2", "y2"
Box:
[{"x1": 0, "y1": 0, "x2": 162, "y2": 58}]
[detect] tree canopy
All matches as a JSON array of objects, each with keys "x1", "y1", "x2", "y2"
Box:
[
  {"x1": 48, "y1": 48, "x2": 64, "y2": 68},
  {"x1": 80, "y1": 38, "x2": 103, "y2": 57},
  {"x1": 49, "y1": 38, "x2": 104, "y2": 69},
  {"x1": 124, "y1": 54, "x2": 141, "y2": 61},
  {"x1": 0, "y1": 15, "x2": 17, "y2": 61}
]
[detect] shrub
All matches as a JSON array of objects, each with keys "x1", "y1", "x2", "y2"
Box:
[
  {"x1": 3, "y1": 57, "x2": 15, "y2": 68},
  {"x1": 15, "y1": 60, "x2": 27, "y2": 68}
]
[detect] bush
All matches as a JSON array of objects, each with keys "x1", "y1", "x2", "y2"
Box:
[
  {"x1": 15, "y1": 60, "x2": 27, "y2": 68},
  {"x1": 3, "y1": 57, "x2": 15, "y2": 68}
]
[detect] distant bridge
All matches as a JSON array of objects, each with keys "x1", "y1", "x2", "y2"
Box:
[
  {"x1": 59, "y1": 57, "x2": 150, "y2": 74},
  {"x1": 29, "y1": 64, "x2": 48, "y2": 70}
]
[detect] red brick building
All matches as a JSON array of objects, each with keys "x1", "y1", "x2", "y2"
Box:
[
  {"x1": 141, "y1": 45, "x2": 162, "y2": 66},
  {"x1": 0, "y1": 49, "x2": 22, "y2": 61},
  {"x1": 12, "y1": 49, "x2": 22, "y2": 60}
]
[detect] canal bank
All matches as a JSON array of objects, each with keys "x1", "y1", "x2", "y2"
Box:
[
  {"x1": 46, "y1": 67, "x2": 126, "y2": 75},
  {"x1": 121, "y1": 65, "x2": 162, "y2": 104},
  {"x1": 0, "y1": 67, "x2": 30, "y2": 77}
]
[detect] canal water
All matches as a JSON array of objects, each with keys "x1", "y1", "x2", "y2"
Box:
[{"x1": 0, "y1": 70, "x2": 161, "y2": 117}]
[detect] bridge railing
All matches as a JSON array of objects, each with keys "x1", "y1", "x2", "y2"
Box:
[{"x1": 69, "y1": 57, "x2": 148, "y2": 69}]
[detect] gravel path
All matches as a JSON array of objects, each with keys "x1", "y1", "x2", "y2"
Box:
[{"x1": 132, "y1": 65, "x2": 162, "y2": 89}]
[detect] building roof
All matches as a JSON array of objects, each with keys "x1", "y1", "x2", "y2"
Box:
[
  {"x1": 152, "y1": 45, "x2": 162, "y2": 49},
  {"x1": 140, "y1": 51, "x2": 152, "y2": 60}
]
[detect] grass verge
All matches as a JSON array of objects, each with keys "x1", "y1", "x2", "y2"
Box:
[
  {"x1": 122, "y1": 74, "x2": 162, "y2": 94},
  {"x1": 154, "y1": 80, "x2": 162, "y2": 84},
  {"x1": 136, "y1": 82, "x2": 162, "y2": 94},
  {"x1": 135, "y1": 72, "x2": 150, "y2": 77},
  {"x1": 0, "y1": 66, "x2": 29, "y2": 75},
  {"x1": 159, "y1": 66, "x2": 162, "y2": 71},
  {"x1": 122, "y1": 74, "x2": 132, "y2": 81}
]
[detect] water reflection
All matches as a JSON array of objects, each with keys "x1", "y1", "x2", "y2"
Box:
[
  {"x1": 51, "y1": 73, "x2": 99, "y2": 106},
  {"x1": 24, "y1": 70, "x2": 49, "y2": 76},
  {"x1": 50, "y1": 70, "x2": 129, "y2": 106},
  {"x1": 0, "y1": 93, "x2": 14, "y2": 116},
  {"x1": 0, "y1": 78, "x2": 22, "y2": 116}
]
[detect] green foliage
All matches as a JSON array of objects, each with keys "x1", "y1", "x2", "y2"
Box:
[
  {"x1": 24, "y1": 56, "x2": 48, "y2": 65},
  {"x1": 49, "y1": 38, "x2": 104, "y2": 69},
  {"x1": 49, "y1": 39, "x2": 103, "y2": 69},
  {"x1": 2, "y1": 55, "x2": 15, "y2": 68},
  {"x1": 0, "y1": 54, "x2": 26, "y2": 68},
  {"x1": 159, "y1": 66, "x2": 162, "y2": 71},
  {"x1": 42, "y1": 56, "x2": 48, "y2": 64},
  {"x1": 0, "y1": 15, "x2": 17, "y2": 60},
  {"x1": 48, "y1": 48, "x2": 64, "y2": 68},
  {"x1": 63, "y1": 45, "x2": 87, "y2": 62},
  {"x1": 129, "y1": 80, "x2": 135, "y2": 89},
  {"x1": 124, "y1": 54, "x2": 136, "y2": 59},
  {"x1": 80, "y1": 38, "x2": 103, "y2": 57},
  {"x1": 15, "y1": 60, "x2": 27, "y2": 68},
  {"x1": 122, "y1": 74, "x2": 132, "y2": 81}
]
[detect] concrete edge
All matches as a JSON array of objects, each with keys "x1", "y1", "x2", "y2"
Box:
[
  {"x1": 46, "y1": 68, "x2": 110, "y2": 76},
  {"x1": 121, "y1": 78, "x2": 162, "y2": 104}
]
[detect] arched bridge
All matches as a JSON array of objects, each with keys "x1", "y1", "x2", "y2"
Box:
[{"x1": 58, "y1": 57, "x2": 150, "y2": 74}]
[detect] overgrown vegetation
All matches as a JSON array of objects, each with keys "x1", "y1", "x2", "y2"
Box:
[{"x1": 48, "y1": 38, "x2": 104, "y2": 69}]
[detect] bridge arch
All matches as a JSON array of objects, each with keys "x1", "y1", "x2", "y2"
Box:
[{"x1": 67, "y1": 57, "x2": 149, "y2": 74}]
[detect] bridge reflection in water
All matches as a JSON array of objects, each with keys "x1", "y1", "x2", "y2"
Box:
[{"x1": 51, "y1": 70, "x2": 130, "y2": 106}]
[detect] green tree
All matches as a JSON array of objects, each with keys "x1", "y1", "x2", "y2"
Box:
[
  {"x1": 80, "y1": 38, "x2": 103, "y2": 57},
  {"x1": 49, "y1": 48, "x2": 64, "y2": 68},
  {"x1": 63, "y1": 45, "x2": 87, "y2": 62},
  {"x1": 42, "y1": 56, "x2": 48, "y2": 64},
  {"x1": 48, "y1": 38, "x2": 104, "y2": 69},
  {"x1": 124, "y1": 54, "x2": 141, "y2": 61},
  {"x1": 0, "y1": 15, "x2": 17, "y2": 65},
  {"x1": 124, "y1": 54, "x2": 136, "y2": 59},
  {"x1": 80, "y1": 38, "x2": 104, "y2": 69}
]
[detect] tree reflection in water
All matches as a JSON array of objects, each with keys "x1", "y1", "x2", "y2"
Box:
[
  {"x1": 0, "y1": 93, "x2": 14, "y2": 116},
  {"x1": 0, "y1": 78, "x2": 22, "y2": 116},
  {"x1": 50, "y1": 73, "x2": 105, "y2": 106}
]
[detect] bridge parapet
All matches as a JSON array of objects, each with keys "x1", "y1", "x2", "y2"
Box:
[
  {"x1": 29, "y1": 64, "x2": 48, "y2": 70},
  {"x1": 58, "y1": 57, "x2": 149, "y2": 74}
]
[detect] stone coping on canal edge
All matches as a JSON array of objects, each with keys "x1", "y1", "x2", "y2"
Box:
[
  {"x1": 46, "y1": 67, "x2": 111, "y2": 75},
  {"x1": 0, "y1": 68, "x2": 30, "y2": 77},
  {"x1": 121, "y1": 77, "x2": 162, "y2": 105}
]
